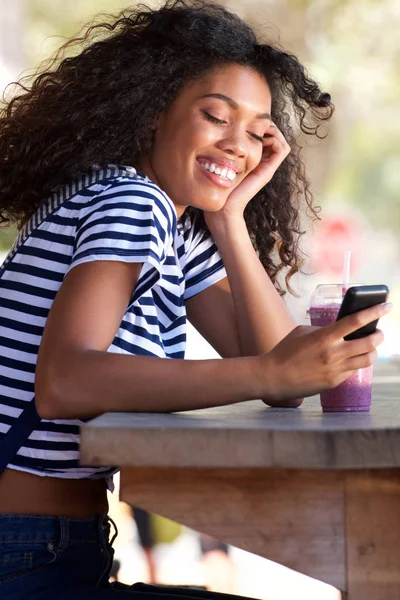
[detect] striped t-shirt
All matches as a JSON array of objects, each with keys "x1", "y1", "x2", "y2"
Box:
[{"x1": 0, "y1": 165, "x2": 226, "y2": 484}]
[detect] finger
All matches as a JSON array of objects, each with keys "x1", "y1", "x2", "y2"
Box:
[
  {"x1": 262, "y1": 133, "x2": 289, "y2": 155},
  {"x1": 246, "y1": 138, "x2": 289, "y2": 191},
  {"x1": 260, "y1": 141, "x2": 289, "y2": 175},
  {"x1": 265, "y1": 123, "x2": 290, "y2": 147},
  {"x1": 330, "y1": 303, "x2": 392, "y2": 339},
  {"x1": 340, "y1": 329, "x2": 385, "y2": 358},
  {"x1": 265, "y1": 122, "x2": 286, "y2": 141},
  {"x1": 343, "y1": 349, "x2": 378, "y2": 371},
  {"x1": 261, "y1": 143, "x2": 290, "y2": 170},
  {"x1": 259, "y1": 150, "x2": 289, "y2": 178}
]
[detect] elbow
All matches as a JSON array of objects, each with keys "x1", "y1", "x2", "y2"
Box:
[
  {"x1": 284, "y1": 397, "x2": 304, "y2": 408},
  {"x1": 261, "y1": 397, "x2": 304, "y2": 409},
  {"x1": 35, "y1": 364, "x2": 74, "y2": 421},
  {"x1": 35, "y1": 384, "x2": 65, "y2": 422},
  {"x1": 35, "y1": 393, "x2": 63, "y2": 421}
]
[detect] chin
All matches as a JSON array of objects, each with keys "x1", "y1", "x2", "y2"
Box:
[
  {"x1": 190, "y1": 195, "x2": 228, "y2": 213},
  {"x1": 206, "y1": 202, "x2": 227, "y2": 212}
]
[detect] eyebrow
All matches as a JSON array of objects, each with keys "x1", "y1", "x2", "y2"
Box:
[{"x1": 201, "y1": 93, "x2": 271, "y2": 120}]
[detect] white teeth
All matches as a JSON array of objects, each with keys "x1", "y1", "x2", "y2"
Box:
[{"x1": 199, "y1": 161, "x2": 237, "y2": 181}]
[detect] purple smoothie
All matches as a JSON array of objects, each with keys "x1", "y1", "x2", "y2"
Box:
[{"x1": 309, "y1": 305, "x2": 373, "y2": 412}]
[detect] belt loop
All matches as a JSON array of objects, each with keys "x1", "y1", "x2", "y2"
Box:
[
  {"x1": 99, "y1": 514, "x2": 118, "y2": 548},
  {"x1": 57, "y1": 517, "x2": 69, "y2": 552},
  {"x1": 107, "y1": 515, "x2": 118, "y2": 547}
]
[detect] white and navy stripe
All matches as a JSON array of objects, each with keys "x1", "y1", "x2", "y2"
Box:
[{"x1": 0, "y1": 165, "x2": 226, "y2": 484}]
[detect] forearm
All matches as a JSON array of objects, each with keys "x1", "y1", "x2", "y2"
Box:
[
  {"x1": 36, "y1": 349, "x2": 264, "y2": 420},
  {"x1": 208, "y1": 217, "x2": 296, "y2": 355}
]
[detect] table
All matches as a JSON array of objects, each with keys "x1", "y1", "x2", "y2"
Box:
[{"x1": 80, "y1": 358, "x2": 400, "y2": 600}]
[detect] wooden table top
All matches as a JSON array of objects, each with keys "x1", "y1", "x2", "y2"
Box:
[{"x1": 80, "y1": 358, "x2": 400, "y2": 470}]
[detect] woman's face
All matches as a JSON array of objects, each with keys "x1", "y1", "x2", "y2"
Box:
[{"x1": 140, "y1": 64, "x2": 272, "y2": 217}]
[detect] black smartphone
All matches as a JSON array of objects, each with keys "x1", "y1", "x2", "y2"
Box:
[{"x1": 336, "y1": 285, "x2": 389, "y2": 341}]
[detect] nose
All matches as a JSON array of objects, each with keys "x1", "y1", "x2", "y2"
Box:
[{"x1": 216, "y1": 127, "x2": 248, "y2": 159}]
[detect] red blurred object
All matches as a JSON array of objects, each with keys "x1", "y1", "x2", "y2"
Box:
[{"x1": 311, "y1": 215, "x2": 363, "y2": 276}]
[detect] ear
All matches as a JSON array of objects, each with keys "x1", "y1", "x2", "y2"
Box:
[
  {"x1": 147, "y1": 114, "x2": 161, "y2": 150},
  {"x1": 151, "y1": 108, "x2": 167, "y2": 132}
]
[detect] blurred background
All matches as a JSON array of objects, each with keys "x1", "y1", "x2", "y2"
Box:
[{"x1": 1, "y1": 1, "x2": 399, "y2": 598}]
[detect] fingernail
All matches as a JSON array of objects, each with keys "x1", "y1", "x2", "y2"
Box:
[{"x1": 382, "y1": 302, "x2": 393, "y2": 312}]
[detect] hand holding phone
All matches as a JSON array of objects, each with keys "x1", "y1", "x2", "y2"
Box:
[{"x1": 336, "y1": 285, "x2": 389, "y2": 341}]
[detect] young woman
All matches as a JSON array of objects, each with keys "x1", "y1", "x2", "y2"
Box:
[{"x1": 0, "y1": 1, "x2": 389, "y2": 598}]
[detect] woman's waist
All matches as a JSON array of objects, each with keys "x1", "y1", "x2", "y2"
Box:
[
  {"x1": 0, "y1": 468, "x2": 109, "y2": 519},
  {"x1": 0, "y1": 511, "x2": 111, "y2": 544}
]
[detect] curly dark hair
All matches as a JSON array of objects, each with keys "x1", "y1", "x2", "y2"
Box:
[{"x1": 0, "y1": 0, "x2": 333, "y2": 294}]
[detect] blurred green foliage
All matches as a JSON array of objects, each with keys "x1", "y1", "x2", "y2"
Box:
[{"x1": 0, "y1": 225, "x2": 17, "y2": 251}]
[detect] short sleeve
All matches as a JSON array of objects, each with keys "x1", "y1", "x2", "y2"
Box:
[
  {"x1": 68, "y1": 178, "x2": 177, "y2": 302},
  {"x1": 182, "y1": 216, "x2": 227, "y2": 301}
]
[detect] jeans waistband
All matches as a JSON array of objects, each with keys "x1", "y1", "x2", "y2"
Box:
[{"x1": 0, "y1": 514, "x2": 115, "y2": 546}]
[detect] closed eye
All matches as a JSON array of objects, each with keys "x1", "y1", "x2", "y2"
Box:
[
  {"x1": 202, "y1": 111, "x2": 226, "y2": 125},
  {"x1": 202, "y1": 111, "x2": 264, "y2": 143},
  {"x1": 250, "y1": 133, "x2": 264, "y2": 143}
]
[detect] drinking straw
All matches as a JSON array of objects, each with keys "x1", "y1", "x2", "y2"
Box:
[{"x1": 342, "y1": 250, "x2": 351, "y2": 297}]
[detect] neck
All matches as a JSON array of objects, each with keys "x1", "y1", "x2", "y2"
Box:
[{"x1": 138, "y1": 156, "x2": 187, "y2": 218}]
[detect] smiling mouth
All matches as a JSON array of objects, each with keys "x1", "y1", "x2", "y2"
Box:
[{"x1": 197, "y1": 160, "x2": 237, "y2": 182}]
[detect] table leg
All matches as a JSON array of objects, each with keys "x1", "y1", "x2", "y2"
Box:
[{"x1": 345, "y1": 470, "x2": 400, "y2": 600}]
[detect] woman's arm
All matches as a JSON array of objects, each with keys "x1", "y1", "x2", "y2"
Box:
[
  {"x1": 35, "y1": 259, "x2": 388, "y2": 421},
  {"x1": 187, "y1": 122, "x2": 295, "y2": 358},
  {"x1": 35, "y1": 260, "x2": 262, "y2": 420},
  {"x1": 188, "y1": 215, "x2": 296, "y2": 358}
]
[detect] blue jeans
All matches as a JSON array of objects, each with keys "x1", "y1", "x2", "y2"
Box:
[{"x1": 0, "y1": 514, "x2": 221, "y2": 600}]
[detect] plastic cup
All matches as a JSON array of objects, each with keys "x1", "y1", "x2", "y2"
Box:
[{"x1": 307, "y1": 284, "x2": 373, "y2": 412}]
